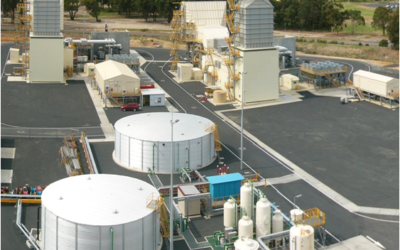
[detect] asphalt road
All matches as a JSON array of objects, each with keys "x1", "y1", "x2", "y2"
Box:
[{"x1": 134, "y1": 47, "x2": 399, "y2": 250}]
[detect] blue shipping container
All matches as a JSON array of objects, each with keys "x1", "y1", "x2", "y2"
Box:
[{"x1": 206, "y1": 173, "x2": 245, "y2": 200}]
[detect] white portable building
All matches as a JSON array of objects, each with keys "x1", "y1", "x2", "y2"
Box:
[
  {"x1": 94, "y1": 60, "x2": 140, "y2": 95},
  {"x1": 178, "y1": 63, "x2": 193, "y2": 81},
  {"x1": 9, "y1": 48, "x2": 20, "y2": 64},
  {"x1": 280, "y1": 74, "x2": 299, "y2": 90},
  {"x1": 141, "y1": 88, "x2": 165, "y2": 106},
  {"x1": 353, "y1": 70, "x2": 399, "y2": 98}
]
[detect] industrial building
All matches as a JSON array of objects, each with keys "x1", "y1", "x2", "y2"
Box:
[{"x1": 170, "y1": 0, "x2": 280, "y2": 104}]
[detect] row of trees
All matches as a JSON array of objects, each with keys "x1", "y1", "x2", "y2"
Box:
[
  {"x1": 64, "y1": 0, "x2": 175, "y2": 22},
  {"x1": 271, "y1": 0, "x2": 365, "y2": 32}
]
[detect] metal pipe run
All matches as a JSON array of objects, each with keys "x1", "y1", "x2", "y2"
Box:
[
  {"x1": 65, "y1": 37, "x2": 117, "y2": 44},
  {"x1": 16, "y1": 200, "x2": 41, "y2": 250},
  {"x1": 257, "y1": 230, "x2": 290, "y2": 250}
]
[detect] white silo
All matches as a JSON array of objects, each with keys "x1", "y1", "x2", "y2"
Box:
[
  {"x1": 113, "y1": 113, "x2": 216, "y2": 173},
  {"x1": 234, "y1": 237, "x2": 260, "y2": 250},
  {"x1": 272, "y1": 209, "x2": 283, "y2": 233},
  {"x1": 240, "y1": 182, "x2": 252, "y2": 218},
  {"x1": 290, "y1": 209, "x2": 304, "y2": 222},
  {"x1": 238, "y1": 215, "x2": 253, "y2": 239},
  {"x1": 224, "y1": 198, "x2": 237, "y2": 228},
  {"x1": 256, "y1": 196, "x2": 271, "y2": 238},
  {"x1": 41, "y1": 174, "x2": 161, "y2": 250},
  {"x1": 290, "y1": 225, "x2": 314, "y2": 250}
]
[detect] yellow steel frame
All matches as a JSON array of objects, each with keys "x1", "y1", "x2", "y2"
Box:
[
  {"x1": 170, "y1": 10, "x2": 183, "y2": 71},
  {"x1": 205, "y1": 123, "x2": 222, "y2": 151},
  {"x1": 299, "y1": 207, "x2": 326, "y2": 228},
  {"x1": 146, "y1": 193, "x2": 170, "y2": 237}
]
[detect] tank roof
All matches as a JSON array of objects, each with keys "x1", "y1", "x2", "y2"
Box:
[{"x1": 41, "y1": 174, "x2": 158, "y2": 226}]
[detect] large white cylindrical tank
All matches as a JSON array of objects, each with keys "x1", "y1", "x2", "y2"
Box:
[
  {"x1": 234, "y1": 238, "x2": 260, "y2": 250},
  {"x1": 290, "y1": 209, "x2": 304, "y2": 222},
  {"x1": 240, "y1": 182, "x2": 252, "y2": 218},
  {"x1": 114, "y1": 113, "x2": 216, "y2": 173},
  {"x1": 41, "y1": 174, "x2": 161, "y2": 250},
  {"x1": 238, "y1": 215, "x2": 253, "y2": 240},
  {"x1": 224, "y1": 198, "x2": 236, "y2": 228},
  {"x1": 290, "y1": 225, "x2": 314, "y2": 250},
  {"x1": 272, "y1": 209, "x2": 283, "y2": 234},
  {"x1": 256, "y1": 196, "x2": 271, "y2": 238}
]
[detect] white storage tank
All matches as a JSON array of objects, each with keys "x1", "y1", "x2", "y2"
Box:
[
  {"x1": 240, "y1": 182, "x2": 252, "y2": 218},
  {"x1": 290, "y1": 225, "x2": 314, "y2": 250},
  {"x1": 238, "y1": 215, "x2": 253, "y2": 240},
  {"x1": 234, "y1": 238, "x2": 260, "y2": 250},
  {"x1": 41, "y1": 174, "x2": 161, "y2": 250},
  {"x1": 290, "y1": 209, "x2": 304, "y2": 222},
  {"x1": 114, "y1": 113, "x2": 216, "y2": 173},
  {"x1": 224, "y1": 198, "x2": 236, "y2": 228},
  {"x1": 272, "y1": 209, "x2": 283, "y2": 234},
  {"x1": 256, "y1": 196, "x2": 271, "y2": 238}
]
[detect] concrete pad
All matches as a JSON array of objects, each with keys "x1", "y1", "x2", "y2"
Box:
[
  {"x1": 326, "y1": 235, "x2": 383, "y2": 250},
  {"x1": 7, "y1": 76, "x2": 25, "y2": 82},
  {"x1": 1, "y1": 148, "x2": 15, "y2": 159},
  {"x1": 1, "y1": 170, "x2": 13, "y2": 184}
]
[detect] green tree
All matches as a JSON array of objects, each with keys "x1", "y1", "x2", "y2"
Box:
[
  {"x1": 347, "y1": 9, "x2": 365, "y2": 35},
  {"x1": 82, "y1": 0, "x2": 102, "y2": 22},
  {"x1": 64, "y1": 0, "x2": 80, "y2": 21},
  {"x1": 1, "y1": 0, "x2": 20, "y2": 23},
  {"x1": 372, "y1": 6, "x2": 392, "y2": 35},
  {"x1": 324, "y1": 2, "x2": 348, "y2": 35},
  {"x1": 136, "y1": 0, "x2": 157, "y2": 22},
  {"x1": 387, "y1": 8, "x2": 399, "y2": 50},
  {"x1": 298, "y1": 0, "x2": 326, "y2": 30},
  {"x1": 156, "y1": 0, "x2": 174, "y2": 23},
  {"x1": 112, "y1": 0, "x2": 135, "y2": 18}
]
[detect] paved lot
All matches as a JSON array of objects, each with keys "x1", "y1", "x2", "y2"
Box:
[
  {"x1": 224, "y1": 91, "x2": 399, "y2": 208},
  {"x1": 104, "y1": 105, "x2": 169, "y2": 125}
]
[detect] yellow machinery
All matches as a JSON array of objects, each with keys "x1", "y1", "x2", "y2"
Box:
[
  {"x1": 170, "y1": 10, "x2": 183, "y2": 71},
  {"x1": 146, "y1": 192, "x2": 170, "y2": 237},
  {"x1": 13, "y1": 0, "x2": 31, "y2": 79}
]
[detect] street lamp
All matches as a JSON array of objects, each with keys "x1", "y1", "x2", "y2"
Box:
[
  {"x1": 83, "y1": 11, "x2": 86, "y2": 38},
  {"x1": 170, "y1": 118, "x2": 179, "y2": 250},
  {"x1": 239, "y1": 71, "x2": 247, "y2": 170},
  {"x1": 294, "y1": 194, "x2": 302, "y2": 209}
]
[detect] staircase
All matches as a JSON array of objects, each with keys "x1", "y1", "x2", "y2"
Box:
[
  {"x1": 146, "y1": 193, "x2": 170, "y2": 237},
  {"x1": 347, "y1": 81, "x2": 364, "y2": 100},
  {"x1": 325, "y1": 74, "x2": 339, "y2": 88}
]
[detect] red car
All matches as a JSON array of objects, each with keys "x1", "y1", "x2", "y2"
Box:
[{"x1": 121, "y1": 103, "x2": 140, "y2": 111}]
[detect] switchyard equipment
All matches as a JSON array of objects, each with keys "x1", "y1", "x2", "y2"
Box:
[
  {"x1": 113, "y1": 113, "x2": 218, "y2": 173},
  {"x1": 41, "y1": 175, "x2": 161, "y2": 250},
  {"x1": 300, "y1": 61, "x2": 348, "y2": 89}
]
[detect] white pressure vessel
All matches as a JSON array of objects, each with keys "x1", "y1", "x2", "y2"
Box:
[
  {"x1": 290, "y1": 225, "x2": 314, "y2": 250},
  {"x1": 256, "y1": 196, "x2": 271, "y2": 238},
  {"x1": 290, "y1": 209, "x2": 303, "y2": 222},
  {"x1": 224, "y1": 198, "x2": 236, "y2": 228},
  {"x1": 238, "y1": 215, "x2": 253, "y2": 240},
  {"x1": 240, "y1": 182, "x2": 252, "y2": 218},
  {"x1": 234, "y1": 238, "x2": 260, "y2": 250}
]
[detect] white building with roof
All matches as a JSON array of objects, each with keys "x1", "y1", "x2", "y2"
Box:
[
  {"x1": 94, "y1": 60, "x2": 140, "y2": 95},
  {"x1": 179, "y1": 0, "x2": 279, "y2": 104},
  {"x1": 141, "y1": 88, "x2": 165, "y2": 106}
]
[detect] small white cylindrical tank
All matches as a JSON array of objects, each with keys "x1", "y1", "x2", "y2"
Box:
[
  {"x1": 290, "y1": 209, "x2": 304, "y2": 222},
  {"x1": 234, "y1": 238, "x2": 260, "y2": 250},
  {"x1": 240, "y1": 182, "x2": 252, "y2": 218},
  {"x1": 238, "y1": 215, "x2": 253, "y2": 240},
  {"x1": 114, "y1": 113, "x2": 216, "y2": 173},
  {"x1": 224, "y1": 198, "x2": 236, "y2": 228},
  {"x1": 272, "y1": 209, "x2": 283, "y2": 234},
  {"x1": 41, "y1": 174, "x2": 161, "y2": 250},
  {"x1": 290, "y1": 225, "x2": 314, "y2": 250},
  {"x1": 256, "y1": 196, "x2": 271, "y2": 238}
]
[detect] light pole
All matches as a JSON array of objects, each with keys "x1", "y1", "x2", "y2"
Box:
[
  {"x1": 83, "y1": 11, "x2": 86, "y2": 38},
  {"x1": 170, "y1": 118, "x2": 179, "y2": 250},
  {"x1": 239, "y1": 71, "x2": 247, "y2": 170},
  {"x1": 294, "y1": 194, "x2": 302, "y2": 209}
]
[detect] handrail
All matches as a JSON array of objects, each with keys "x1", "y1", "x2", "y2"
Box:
[
  {"x1": 81, "y1": 132, "x2": 99, "y2": 174},
  {"x1": 16, "y1": 200, "x2": 41, "y2": 250}
]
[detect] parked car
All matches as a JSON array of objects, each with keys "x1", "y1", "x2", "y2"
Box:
[{"x1": 121, "y1": 103, "x2": 140, "y2": 111}]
